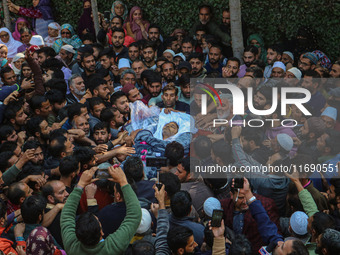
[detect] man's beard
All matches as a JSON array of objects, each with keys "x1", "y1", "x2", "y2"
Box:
[
  {"x1": 74, "y1": 87, "x2": 86, "y2": 96},
  {"x1": 217, "y1": 109, "x2": 231, "y2": 119},
  {"x1": 85, "y1": 66, "x2": 95, "y2": 73},
  {"x1": 192, "y1": 68, "x2": 202, "y2": 75},
  {"x1": 164, "y1": 100, "x2": 176, "y2": 108},
  {"x1": 33, "y1": 159, "x2": 44, "y2": 166},
  {"x1": 165, "y1": 75, "x2": 174, "y2": 82},
  {"x1": 245, "y1": 61, "x2": 252, "y2": 67}
]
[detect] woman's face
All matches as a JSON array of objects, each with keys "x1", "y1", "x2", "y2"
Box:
[
  {"x1": 133, "y1": 9, "x2": 142, "y2": 20},
  {"x1": 32, "y1": 0, "x2": 40, "y2": 7},
  {"x1": 21, "y1": 31, "x2": 32, "y2": 44},
  {"x1": 250, "y1": 39, "x2": 261, "y2": 56},
  {"x1": 114, "y1": 4, "x2": 124, "y2": 16},
  {"x1": 0, "y1": 46, "x2": 8, "y2": 59},
  {"x1": 0, "y1": 31, "x2": 10, "y2": 43},
  {"x1": 48, "y1": 27, "x2": 59, "y2": 37},
  {"x1": 61, "y1": 28, "x2": 72, "y2": 38},
  {"x1": 17, "y1": 21, "x2": 27, "y2": 31},
  {"x1": 84, "y1": 1, "x2": 91, "y2": 8},
  {"x1": 14, "y1": 58, "x2": 25, "y2": 70},
  {"x1": 22, "y1": 66, "x2": 32, "y2": 78}
]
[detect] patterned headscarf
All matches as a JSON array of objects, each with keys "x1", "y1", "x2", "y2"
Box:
[
  {"x1": 313, "y1": 50, "x2": 332, "y2": 70},
  {"x1": 61, "y1": 24, "x2": 75, "y2": 37},
  {"x1": 26, "y1": 226, "x2": 55, "y2": 255},
  {"x1": 52, "y1": 24, "x2": 83, "y2": 53}
]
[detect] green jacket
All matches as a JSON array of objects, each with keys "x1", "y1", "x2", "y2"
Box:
[
  {"x1": 61, "y1": 184, "x2": 142, "y2": 255},
  {"x1": 3, "y1": 164, "x2": 21, "y2": 186},
  {"x1": 298, "y1": 189, "x2": 319, "y2": 217}
]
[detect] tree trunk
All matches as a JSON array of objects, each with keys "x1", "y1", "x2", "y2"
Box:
[
  {"x1": 91, "y1": 0, "x2": 100, "y2": 42},
  {"x1": 229, "y1": 0, "x2": 244, "y2": 61},
  {"x1": 2, "y1": 0, "x2": 11, "y2": 29}
]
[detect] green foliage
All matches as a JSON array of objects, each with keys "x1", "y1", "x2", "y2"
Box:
[{"x1": 12, "y1": 0, "x2": 340, "y2": 60}]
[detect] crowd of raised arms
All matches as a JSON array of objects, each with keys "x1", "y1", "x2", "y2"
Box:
[{"x1": 0, "y1": 0, "x2": 339, "y2": 254}]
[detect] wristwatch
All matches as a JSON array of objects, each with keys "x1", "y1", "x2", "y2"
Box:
[{"x1": 246, "y1": 196, "x2": 256, "y2": 205}]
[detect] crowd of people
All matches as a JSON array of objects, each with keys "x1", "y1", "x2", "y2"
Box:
[{"x1": 0, "y1": 0, "x2": 340, "y2": 254}]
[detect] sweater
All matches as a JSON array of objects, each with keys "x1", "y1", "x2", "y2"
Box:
[{"x1": 60, "y1": 184, "x2": 141, "y2": 255}]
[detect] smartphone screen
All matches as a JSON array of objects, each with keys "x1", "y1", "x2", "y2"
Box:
[{"x1": 211, "y1": 209, "x2": 224, "y2": 227}]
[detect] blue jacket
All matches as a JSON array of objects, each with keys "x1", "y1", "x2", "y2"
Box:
[{"x1": 249, "y1": 200, "x2": 283, "y2": 245}]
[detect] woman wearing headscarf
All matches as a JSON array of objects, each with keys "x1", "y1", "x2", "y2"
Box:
[
  {"x1": 12, "y1": 17, "x2": 36, "y2": 41},
  {"x1": 7, "y1": 0, "x2": 54, "y2": 38},
  {"x1": 313, "y1": 50, "x2": 332, "y2": 71},
  {"x1": 247, "y1": 33, "x2": 267, "y2": 63},
  {"x1": 10, "y1": 53, "x2": 25, "y2": 75},
  {"x1": 0, "y1": 44, "x2": 8, "y2": 69},
  {"x1": 0, "y1": 27, "x2": 23, "y2": 59},
  {"x1": 77, "y1": 0, "x2": 95, "y2": 36},
  {"x1": 44, "y1": 22, "x2": 61, "y2": 47},
  {"x1": 26, "y1": 226, "x2": 65, "y2": 255},
  {"x1": 52, "y1": 24, "x2": 83, "y2": 54},
  {"x1": 124, "y1": 6, "x2": 150, "y2": 41},
  {"x1": 110, "y1": 0, "x2": 128, "y2": 20}
]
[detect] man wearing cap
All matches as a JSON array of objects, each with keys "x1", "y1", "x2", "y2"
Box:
[
  {"x1": 173, "y1": 53, "x2": 185, "y2": 69},
  {"x1": 162, "y1": 49, "x2": 175, "y2": 62},
  {"x1": 59, "y1": 45, "x2": 76, "y2": 69},
  {"x1": 284, "y1": 211, "x2": 310, "y2": 244},
  {"x1": 121, "y1": 83, "x2": 141, "y2": 103},
  {"x1": 298, "y1": 52, "x2": 318, "y2": 74},
  {"x1": 284, "y1": 67, "x2": 302, "y2": 87},
  {"x1": 204, "y1": 44, "x2": 223, "y2": 76},
  {"x1": 321, "y1": 107, "x2": 338, "y2": 130},
  {"x1": 270, "y1": 61, "x2": 286, "y2": 79},
  {"x1": 264, "y1": 45, "x2": 283, "y2": 79},
  {"x1": 177, "y1": 62, "x2": 192, "y2": 78},
  {"x1": 282, "y1": 51, "x2": 294, "y2": 70}
]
